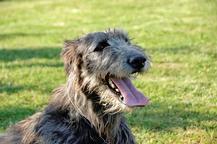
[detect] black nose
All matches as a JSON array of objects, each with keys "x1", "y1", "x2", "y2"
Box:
[{"x1": 128, "y1": 56, "x2": 146, "y2": 70}]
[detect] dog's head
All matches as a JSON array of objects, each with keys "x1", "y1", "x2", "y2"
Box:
[{"x1": 62, "y1": 29, "x2": 150, "y2": 113}]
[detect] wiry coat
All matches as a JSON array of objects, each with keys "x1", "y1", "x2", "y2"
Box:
[{"x1": 0, "y1": 29, "x2": 150, "y2": 144}]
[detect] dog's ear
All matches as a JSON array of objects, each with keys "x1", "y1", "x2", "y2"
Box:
[{"x1": 61, "y1": 39, "x2": 80, "y2": 75}]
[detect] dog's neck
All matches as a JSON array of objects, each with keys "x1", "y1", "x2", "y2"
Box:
[
  {"x1": 48, "y1": 86, "x2": 123, "y2": 142},
  {"x1": 82, "y1": 90, "x2": 123, "y2": 139}
]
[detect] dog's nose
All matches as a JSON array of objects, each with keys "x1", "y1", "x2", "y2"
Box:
[{"x1": 128, "y1": 56, "x2": 146, "y2": 70}]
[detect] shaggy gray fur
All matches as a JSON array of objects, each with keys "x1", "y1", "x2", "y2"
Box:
[{"x1": 0, "y1": 29, "x2": 150, "y2": 144}]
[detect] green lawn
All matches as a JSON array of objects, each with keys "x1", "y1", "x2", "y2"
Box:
[{"x1": 0, "y1": 0, "x2": 217, "y2": 143}]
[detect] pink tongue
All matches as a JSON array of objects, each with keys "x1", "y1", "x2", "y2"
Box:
[{"x1": 111, "y1": 78, "x2": 149, "y2": 107}]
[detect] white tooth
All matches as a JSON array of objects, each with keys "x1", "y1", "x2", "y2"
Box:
[
  {"x1": 115, "y1": 88, "x2": 119, "y2": 92},
  {"x1": 111, "y1": 83, "x2": 115, "y2": 88},
  {"x1": 109, "y1": 80, "x2": 113, "y2": 85},
  {"x1": 109, "y1": 79, "x2": 112, "y2": 84},
  {"x1": 109, "y1": 79, "x2": 116, "y2": 88},
  {"x1": 119, "y1": 95, "x2": 124, "y2": 101}
]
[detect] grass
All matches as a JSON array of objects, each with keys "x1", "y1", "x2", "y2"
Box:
[{"x1": 0, "y1": 0, "x2": 217, "y2": 143}]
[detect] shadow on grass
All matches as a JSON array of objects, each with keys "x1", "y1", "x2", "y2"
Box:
[
  {"x1": 127, "y1": 102, "x2": 216, "y2": 131},
  {"x1": 0, "y1": 106, "x2": 37, "y2": 130},
  {"x1": 0, "y1": 82, "x2": 40, "y2": 94},
  {"x1": 0, "y1": 83, "x2": 25, "y2": 94},
  {"x1": 0, "y1": 47, "x2": 61, "y2": 62},
  {"x1": 0, "y1": 102, "x2": 216, "y2": 132},
  {"x1": 4, "y1": 62, "x2": 63, "y2": 69}
]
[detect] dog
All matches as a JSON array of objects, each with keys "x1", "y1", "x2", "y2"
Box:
[{"x1": 0, "y1": 29, "x2": 150, "y2": 144}]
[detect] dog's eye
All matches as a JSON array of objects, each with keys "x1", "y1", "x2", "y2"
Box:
[{"x1": 94, "y1": 40, "x2": 110, "y2": 52}]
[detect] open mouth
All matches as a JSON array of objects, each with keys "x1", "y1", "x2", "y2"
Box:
[
  {"x1": 106, "y1": 75, "x2": 149, "y2": 107},
  {"x1": 107, "y1": 79, "x2": 124, "y2": 101}
]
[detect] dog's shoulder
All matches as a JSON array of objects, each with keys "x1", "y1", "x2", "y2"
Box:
[{"x1": 34, "y1": 109, "x2": 106, "y2": 144}]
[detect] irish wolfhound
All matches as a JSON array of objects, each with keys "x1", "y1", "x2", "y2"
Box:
[{"x1": 0, "y1": 29, "x2": 150, "y2": 144}]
